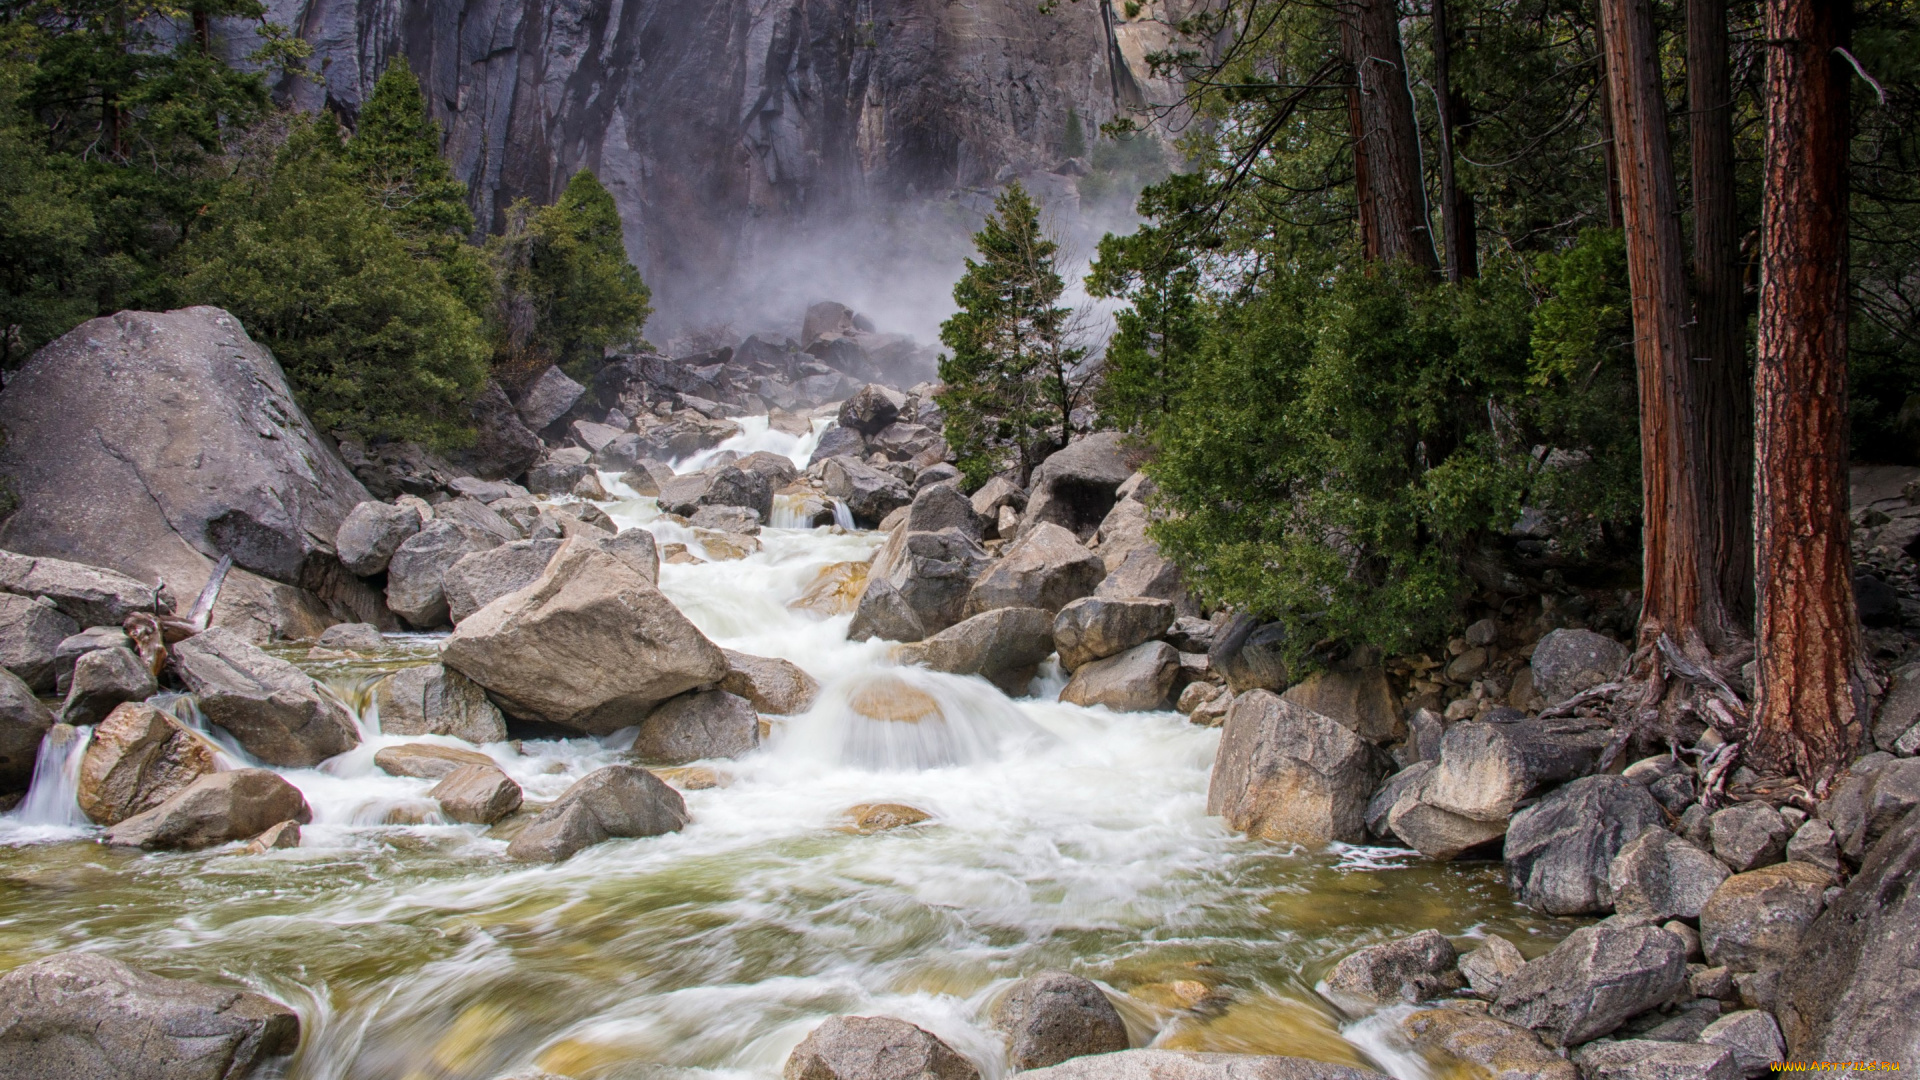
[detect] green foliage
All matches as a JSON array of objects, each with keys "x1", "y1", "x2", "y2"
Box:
[
  {"x1": 937, "y1": 182, "x2": 1090, "y2": 488},
  {"x1": 491, "y1": 170, "x2": 651, "y2": 382},
  {"x1": 178, "y1": 115, "x2": 489, "y2": 448},
  {"x1": 0, "y1": 27, "x2": 97, "y2": 367},
  {"x1": 342, "y1": 64, "x2": 473, "y2": 240},
  {"x1": 1087, "y1": 172, "x2": 1207, "y2": 431}
]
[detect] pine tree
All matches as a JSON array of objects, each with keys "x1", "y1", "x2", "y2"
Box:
[
  {"x1": 490, "y1": 170, "x2": 651, "y2": 381},
  {"x1": 342, "y1": 63, "x2": 473, "y2": 240},
  {"x1": 937, "y1": 182, "x2": 1088, "y2": 487}
]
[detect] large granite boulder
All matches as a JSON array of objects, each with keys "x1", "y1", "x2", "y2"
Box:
[
  {"x1": 170, "y1": 627, "x2": 360, "y2": 766},
  {"x1": 103, "y1": 768, "x2": 312, "y2": 849},
  {"x1": 0, "y1": 669, "x2": 54, "y2": 795},
  {"x1": 1609, "y1": 827, "x2": 1733, "y2": 921},
  {"x1": 1504, "y1": 775, "x2": 1667, "y2": 915},
  {"x1": 823, "y1": 457, "x2": 912, "y2": 525},
  {"x1": 384, "y1": 517, "x2": 506, "y2": 628},
  {"x1": 58, "y1": 645, "x2": 156, "y2": 726},
  {"x1": 992, "y1": 971, "x2": 1129, "y2": 1070},
  {"x1": 1775, "y1": 800, "x2": 1920, "y2": 1059},
  {"x1": 1012, "y1": 1051, "x2": 1386, "y2": 1080},
  {"x1": 1021, "y1": 433, "x2": 1138, "y2": 540},
  {"x1": 442, "y1": 538, "x2": 727, "y2": 735},
  {"x1": 427, "y1": 763, "x2": 523, "y2": 824},
  {"x1": 1052, "y1": 596, "x2": 1175, "y2": 673},
  {"x1": 0, "y1": 308, "x2": 373, "y2": 640},
  {"x1": 1280, "y1": 665, "x2": 1403, "y2": 745},
  {"x1": 0, "y1": 549, "x2": 167, "y2": 628},
  {"x1": 453, "y1": 380, "x2": 544, "y2": 481},
  {"x1": 965, "y1": 523, "x2": 1105, "y2": 616},
  {"x1": 372, "y1": 664, "x2": 506, "y2": 743},
  {"x1": 1528, "y1": 629, "x2": 1630, "y2": 705},
  {"x1": 0, "y1": 952, "x2": 299, "y2": 1080},
  {"x1": 506, "y1": 764, "x2": 689, "y2": 862},
  {"x1": 1322, "y1": 930, "x2": 1461, "y2": 1009},
  {"x1": 1417, "y1": 713, "x2": 1612, "y2": 825},
  {"x1": 1059, "y1": 641, "x2": 1180, "y2": 712},
  {"x1": 632, "y1": 689, "x2": 760, "y2": 765},
  {"x1": 335, "y1": 499, "x2": 423, "y2": 577},
  {"x1": 721, "y1": 651, "x2": 821, "y2": 714},
  {"x1": 1207, "y1": 690, "x2": 1387, "y2": 845},
  {"x1": 515, "y1": 364, "x2": 586, "y2": 432},
  {"x1": 783, "y1": 1015, "x2": 979, "y2": 1080},
  {"x1": 1700, "y1": 861, "x2": 1834, "y2": 973},
  {"x1": 903, "y1": 481, "x2": 984, "y2": 539},
  {"x1": 1209, "y1": 615, "x2": 1289, "y2": 694},
  {"x1": 0, "y1": 593, "x2": 77, "y2": 692},
  {"x1": 1491, "y1": 922, "x2": 1688, "y2": 1046},
  {"x1": 441, "y1": 538, "x2": 564, "y2": 623},
  {"x1": 849, "y1": 527, "x2": 993, "y2": 643},
  {"x1": 895, "y1": 607, "x2": 1055, "y2": 696},
  {"x1": 838, "y1": 384, "x2": 908, "y2": 434},
  {"x1": 76, "y1": 703, "x2": 218, "y2": 825}
]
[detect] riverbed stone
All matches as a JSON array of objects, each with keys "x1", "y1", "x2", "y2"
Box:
[
  {"x1": 373, "y1": 664, "x2": 506, "y2": 743},
  {"x1": 374, "y1": 742, "x2": 496, "y2": 779},
  {"x1": 1609, "y1": 827, "x2": 1733, "y2": 921},
  {"x1": 1366, "y1": 763, "x2": 1432, "y2": 840},
  {"x1": 428, "y1": 763, "x2": 523, "y2": 824},
  {"x1": 992, "y1": 971, "x2": 1129, "y2": 1069},
  {"x1": 0, "y1": 550, "x2": 168, "y2": 629},
  {"x1": 385, "y1": 517, "x2": 505, "y2": 627},
  {"x1": 1784, "y1": 818, "x2": 1841, "y2": 873},
  {"x1": 1208, "y1": 690, "x2": 1387, "y2": 846},
  {"x1": 1060, "y1": 641, "x2": 1180, "y2": 712},
  {"x1": 1280, "y1": 666, "x2": 1403, "y2": 745},
  {"x1": 53, "y1": 626, "x2": 133, "y2": 695},
  {"x1": 1529, "y1": 628, "x2": 1630, "y2": 705},
  {"x1": 1386, "y1": 779, "x2": 1511, "y2": 860},
  {"x1": 315, "y1": 622, "x2": 383, "y2": 650},
  {"x1": 1399, "y1": 1008, "x2": 1576, "y2": 1080},
  {"x1": 1209, "y1": 615, "x2": 1290, "y2": 694},
  {"x1": 76, "y1": 702, "x2": 217, "y2": 825},
  {"x1": 336, "y1": 499, "x2": 423, "y2": 576},
  {"x1": 850, "y1": 527, "x2": 994, "y2": 643},
  {"x1": 170, "y1": 627, "x2": 360, "y2": 766},
  {"x1": 689, "y1": 505, "x2": 764, "y2": 535},
  {"x1": 442, "y1": 539, "x2": 564, "y2": 623},
  {"x1": 245, "y1": 819, "x2": 301, "y2": 852},
  {"x1": 442, "y1": 538, "x2": 728, "y2": 736},
  {"x1": 506, "y1": 764, "x2": 689, "y2": 862},
  {"x1": 823, "y1": 457, "x2": 912, "y2": 525},
  {"x1": 843, "y1": 803, "x2": 931, "y2": 832},
  {"x1": 1011, "y1": 1050, "x2": 1388, "y2": 1080},
  {"x1": 1699, "y1": 861, "x2": 1833, "y2": 973},
  {"x1": 1709, "y1": 802, "x2": 1790, "y2": 872},
  {"x1": 0, "y1": 668, "x2": 54, "y2": 795},
  {"x1": 1698, "y1": 1011, "x2": 1784, "y2": 1078},
  {"x1": 58, "y1": 645, "x2": 156, "y2": 727},
  {"x1": 1505, "y1": 775, "x2": 1668, "y2": 915},
  {"x1": 965, "y1": 523, "x2": 1106, "y2": 616},
  {"x1": 721, "y1": 651, "x2": 821, "y2": 715},
  {"x1": 0, "y1": 592, "x2": 77, "y2": 693},
  {"x1": 104, "y1": 768, "x2": 312, "y2": 850},
  {"x1": 895, "y1": 607, "x2": 1055, "y2": 696},
  {"x1": 1419, "y1": 712, "x2": 1613, "y2": 825},
  {"x1": 784, "y1": 1014, "x2": 979, "y2": 1080},
  {"x1": 1491, "y1": 922, "x2": 1689, "y2": 1047},
  {"x1": 0, "y1": 951, "x2": 300, "y2": 1080},
  {"x1": 632, "y1": 689, "x2": 760, "y2": 765},
  {"x1": 1323, "y1": 930, "x2": 1462, "y2": 1008},
  {"x1": 1458, "y1": 934, "x2": 1528, "y2": 998},
  {"x1": 1574, "y1": 1040, "x2": 1738, "y2": 1080},
  {"x1": 1051, "y1": 596, "x2": 1175, "y2": 673}
]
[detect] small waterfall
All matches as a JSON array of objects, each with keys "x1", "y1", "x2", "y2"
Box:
[
  {"x1": 768, "y1": 494, "x2": 811, "y2": 531},
  {"x1": 10, "y1": 724, "x2": 92, "y2": 827},
  {"x1": 781, "y1": 671, "x2": 1052, "y2": 771},
  {"x1": 831, "y1": 499, "x2": 856, "y2": 531},
  {"x1": 153, "y1": 693, "x2": 254, "y2": 768}
]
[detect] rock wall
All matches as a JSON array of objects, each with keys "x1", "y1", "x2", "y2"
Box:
[{"x1": 258, "y1": 0, "x2": 1184, "y2": 332}]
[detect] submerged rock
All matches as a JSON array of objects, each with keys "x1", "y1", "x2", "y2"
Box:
[
  {"x1": 783, "y1": 1014, "x2": 979, "y2": 1080},
  {"x1": 843, "y1": 803, "x2": 932, "y2": 832},
  {"x1": 0, "y1": 952, "x2": 299, "y2": 1080},
  {"x1": 1207, "y1": 690, "x2": 1386, "y2": 846},
  {"x1": 895, "y1": 607, "x2": 1054, "y2": 696},
  {"x1": 992, "y1": 971, "x2": 1129, "y2": 1070},
  {"x1": 170, "y1": 627, "x2": 360, "y2": 767},
  {"x1": 77, "y1": 702, "x2": 218, "y2": 826},
  {"x1": 104, "y1": 768, "x2": 312, "y2": 850},
  {"x1": 632, "y1": 689, "x2": 760, "y2": 765}
]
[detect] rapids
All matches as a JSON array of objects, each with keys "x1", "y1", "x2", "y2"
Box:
[{"x1": 0, "y1": 420, "x2": 1581, "y2": 1080}]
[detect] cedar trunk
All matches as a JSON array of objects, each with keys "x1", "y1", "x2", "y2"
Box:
[
  {"x1": 1689, "y1": 0, "x2": 1755, "y2": 624},
  {"x1": 1342, "y1": 0, "x2": 1438, "y2": 270},
  {"x1": 1600, "y1": 0, "x2": 1732, "y2": 654},
  {"x1": 1431, "y1": 0, "x2": 1478, "y2": 281},
  {"x1": 1751, "y1": 0, "x2": 1865, "y2": 782}
]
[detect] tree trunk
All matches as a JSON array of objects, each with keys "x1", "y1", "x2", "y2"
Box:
[
  {"x1": 1751, "y1": 0, "x2": 1865, "y2": 784},
  {"x1": 1431, "y1": 0, "x2": 1478, "y2": 281},
  {"x1": 1689, "y1": 0, "x2": 1754, "y2": 625},
  {"x1": 1597, "y1": 54, "x2": 1624, "y2": 229},
  {"x1": 1342, "y1": 0, "x2": 1438, "y2": 270},
  {"x1": 1599, "y1": 0, "x2": 1733, "y2": 654},
  {"x1": 1348, "y1": 84, "x2": 1382, "y2": 261}
]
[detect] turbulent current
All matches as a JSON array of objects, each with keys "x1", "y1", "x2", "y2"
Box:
[{"x1": 0, "y1": 419, "x2": 1578, "y2": 1080}]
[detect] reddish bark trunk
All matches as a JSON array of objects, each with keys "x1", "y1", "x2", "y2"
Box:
[
  {"x1": 1600, "y1": 0, "x2": 1733, "y2": 654},
  {"x1": 1751, "y1": 0, "x2": 1865, "y2": 783},
  {"x1": 1598, "y1": 59, "x2": 1624, "y2": 229},
  {"x1": 1689, "y1": 0, "x2": 1754, "y2": 625},
  {"x1": 1349, "y1": 84, "x2": 1382, "y2": 262},
  {"x1": 1432, "y1": 0, "x2": 1477, "y2": 281},
  {"x1": 1342, "y1": 0, "x2": 1438, "y2": 270}
]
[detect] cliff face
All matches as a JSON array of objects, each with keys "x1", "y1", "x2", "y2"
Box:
[{"x1": 267, "y1": 0, "x2": 1182, "y2": 331}]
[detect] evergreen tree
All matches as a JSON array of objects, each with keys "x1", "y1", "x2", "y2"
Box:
[
  {"x1": 0, "y1": 28, "x2": 97, "y2": 368},
  {"x1": 1086, "y1": 173, "x2": 1206, "y2": 432},
  {"x1": 342, "y1": 64, "x2": 473, "y2": 240},
  {"x1": 937, "y1": 182, "x2": 1089, "y2": 488}
]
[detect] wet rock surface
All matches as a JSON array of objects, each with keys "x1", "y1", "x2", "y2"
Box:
[
  {"x1": 506, "y1": 765, "x2": 689, "y2": 862},
  {"x1": 991, "y1": 971, "x2": 1129, "y2": 1070},
  {"x1": 1207, "y1": 690, "x2": 1387, "y2": 846},
  {"x1": 783, "y1": 1014, "x2": 980, "y2": 1080},
  {"x1": 104, "y1": 768, "x2": 313, "y2": 850},
  {"x1": 1322, "y1": 930, "x2": 1461, "y2": 1008},
  {"x1": 77, "y1": 702, "x2": 218, "y2": 826},
  {"x1": 171, "y1": 627, "x2": 360, "y2": 767}
]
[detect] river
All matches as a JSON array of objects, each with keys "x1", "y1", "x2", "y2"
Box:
[{"x1": 0, "y1": 419, "x2": 1578, "y2": 1080}]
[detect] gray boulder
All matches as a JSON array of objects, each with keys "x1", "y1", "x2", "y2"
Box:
[
  {"x1": 632, "y1": 689, "x2": 760, "y2": 765},
  {"x1": 1505, "y1": 775, "x2": 1668, "y2": 915},
  {"x1": 1784, "y1": 817, "x2": 1842, "y2": 874},
  {"x1": 336, "y1": 499, "x2": 423, "y2": 576},
  {"x1": 599, "y1": 529, "x2": 661, "y2": 584},
  {"x1": 170, "y1": 627, "x2": 360, "y2": 766},
  {"x1": 904, "y1": 481, "x2": 984, "y2": 539},
  {"x1": 783, "y1": 1014, "x2": 979, "y2": 1080},
  {"x1": 0, "y1": 308, "x2": 371, "y2": 637},
  {"x1": 1387, "y1": 780, "x2": 1511, "y2": 860},
  {"x1": 837, "y1": 384, "x2": 908, "y2": 435},
  {"x1": 372, "y1": 664, "x2": 506, "y2": 743},
  {"x1": 1209, "y1": 615, "x2": 1289, "y2": 695},
  {"x1": 1021, "y1": 432, "x2": 1137, "y2": 540},
  {"x1": 104, "y1": 768, "x2": 312, "y2": 849},
  {"x1": 850, "y1": 528, "x2": 993, "y2": 643},
  {"x1": 1052, "y1": 596, "x2": 1176, "y2": 673},
  {"x1": 453, "y1": 380, "x2": 543, "y2": 481},
  {"x1": 1365, "y1": 763, "x2": 1431, "y2": 839},
  {"x1": 824, "y1": 457, "x2": 912, "y2": 525},
  {"x1": 895, "y1": 607, "x2": 1055, "y2": 697},
  {"x1": 315, "y1": 622, "x2": 383, "y2": 650},
  {"x1": 506, "y1": 764, "x2": 689, "y2": 862},
  {"x1": 1398, "y1": 1008, "x2": 1575, "y2": 1080},
  {"x1": 1856, "y1": 758, "x2": 1920, "y2": 851},
  {"x1": 58, "y1": 646, "x2": 156, "y2": 727},
  {"x1": 526, "y1": 460, "x2": 602, "y2": 497},
  {"x1": 702, "y1": 464, "x2": 775, "y2": 521},
  {"x1": 1457, "y1": 934, "x2": 1528, "y2": 999},
  {"x1": 0, "y1": 952, "x2": 299, "y2": 1080},
  {"x1": 1710, "y1": 801, "x2": 1791, "y2": 872},
  {"x1": 1419, "y1": 713, "x2": 1612, "y2": 824},
  {"x1": 1491, "y1": 922, "x2": 1688, "y2": 1046},
  {"x1": 385, "y1": 517, "x2": 505, "y2": 628},
  {"x1": 689, "y1": 505, "x2": 764, "y2": 534},
  {"x1": 442, "y1": 538, "x2": 564, "y2": 623},
  {"x1": 515, "y1": 364, "x2": 587, "y2": 431},
  {"x1": 1059, "y1": 641, "x2": 1180, "y2": 712},
  {"x1": 1700, "y1": 861, "x2": 1834, "y2": 973},
  {"x1": 1012, "y1": 1051, "x2": 1386, "y2": 1080},
  {"x1": 0, "y1": 592, "x2": 77, "y2": 692},
  {"x1": 965, "y1": 523, "x2": 1105, "y2": 616},
  {"x1": 0, "y1": 549, "x2": 167, "y2": 627},
  {"x1": 76, "y1": 702, "x2": 217, "y2": 825},
  {"x1": 969, "y1": 476, "x2": 1026, "y2": 521},
  {"x1": 1280, "y1": 665, "x2": 1404, "y2": 745},
  {"x1": 1574, "y1": 1041, "x2": 1738, "y2": 1080},
  {"x1": 735, "y1": 451, "x2": 802, "y2": 488},
  {"x1": 442, "y1": 538, "x2": 727, "y2": 735},
  {"x1": 1609, "y1": 827, "x2": 1733, "y2": 921},
  {"x1": 1207, "y1": 690, "x2": 1387, "y2": 845},
  {"x1": 1872, "y1": 662, "x2": 1920, "y2": 754},
  {"x1": 1529, "y1": 628, "x2": 1630, "y2": 704},
  {"x1": 1094, "y1": 547, "x2": 1196, "y2": 617},
  {"x1": 721, "y1": 651, "x2": 821, "y2": 715},
  {"x1": 992, "y1": 971, "x2": 1128, "y2": 1070},
  {"x1": 1322, "y1": 929, "x2": 1461, "y2": 1008},
  {"x1": 808, "y1": 425, "x2": 868, "y2": 466},
  {"x1": 53, "y1": 626, "x2": 133, "y2": 695},
  {"x1": 0, "y1": 669, "x2": 54, "y2": 795},
  {"x1": 427, "y1": 763, "x2": 523, "y2": 824},
  {"x1": 1699, "y1": 1011, "x2": 1785, "y2": 1078}
]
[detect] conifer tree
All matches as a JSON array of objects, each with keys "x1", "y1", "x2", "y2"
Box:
[
  {"x1": 342, "y1": 64, "x2": 473, "y2": 240},
  {"x1": 937, "y1": 182, "x2": 1089, "y2": 487},
  {"x1": 490, "y1": 170, "x2": 651, "y2": 381}
]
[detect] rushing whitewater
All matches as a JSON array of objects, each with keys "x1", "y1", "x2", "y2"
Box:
[{"x1": 0, "y1": 419, "x2": 1576, "y2": 1080}]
